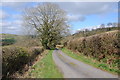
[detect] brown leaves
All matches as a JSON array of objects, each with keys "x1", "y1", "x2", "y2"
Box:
[{"x1": 65, "y1": 30, "x2": 119, "y2": 65}]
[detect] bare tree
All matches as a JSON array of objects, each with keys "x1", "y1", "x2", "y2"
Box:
[{"x1": 23, "y1": 3, "x2": 69, "y2": 49}]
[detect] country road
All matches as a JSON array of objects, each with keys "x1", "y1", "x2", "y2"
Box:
[{"x1": 52, "y1": 50, "x2": 118, "y2": 78}]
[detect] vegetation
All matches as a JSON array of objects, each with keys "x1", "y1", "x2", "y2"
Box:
[
  {"x1": 2, "y1": 38, "x2": 16, "y2": 46},
  {"x1": 2, "y1": 46, "x2": 44, "y2": 78},
  {"x1": 27, "y1": 50, "x2": 63, "y2": 78},
  {"x1": 62, "y1": 48, "x2": 120, "y2": 74},
  {"x1": 2, "y1": 46, "x2": 29, "y2": 78},
  {"x1": 62, "y1": 26, "x2": 118, "y2": 46},
  {"x1": 72, "y1": 26, "x2": 118, "y2": 38},
  {"x1": 1, "y1": 33, "x2": 41, "y2": 47},
  {"x1": 1, "y1": 2, "x2": 119, "y2": 78},
  {"x1": 1, "y1": 34, "x2": 18, "y2": 46},
  {"x1": 23, "y1": 3, "x2": 69, "y2": 49},
  {"x1": 1, "y1": 33, "x2": 18, "y2": 38},
  {"x1": 1, "y1": 33, "x2": 45, "y2": 78},
  {"x1": 62, "y1": 30, "x2": 119, "y2": 74}
]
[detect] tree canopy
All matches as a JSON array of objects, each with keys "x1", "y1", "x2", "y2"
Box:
[{"x1": 23, "y1": 3, "x2": 69, "y2": 49}]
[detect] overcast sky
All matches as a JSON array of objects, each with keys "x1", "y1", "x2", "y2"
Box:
[{"x1": 0, "y1": 2, "x2": 118, "y2": 34}]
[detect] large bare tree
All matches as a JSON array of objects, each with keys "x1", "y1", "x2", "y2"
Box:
[{"x1": 23, "y1": 3, "x2": 69, "y2": 49}]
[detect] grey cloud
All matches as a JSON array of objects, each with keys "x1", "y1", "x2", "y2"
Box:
[
  {"x1": 57, "y1": 2, "x2": 116, "y2": 15},
  {"x1": 2, "y1": 20, "x2": 22, "y2": 34},
  {"x1": 2, "y1": 2, "x2": 31, "y2": 12},
  {"x1": 56, "y1": 2, "x2": 117, "y2": 22},
  {"x1": 2, "y1": 2, "x2": 29, "y2": 8},
  {"x1": 67, "y1": 15, "x2": 85, "y2": 22},
  {"x1": 1, "y1": 2, "x2": 117, "y2": 34},
  {"x1": 2, "y1": 2, "x2": 117, "y2": 22}
]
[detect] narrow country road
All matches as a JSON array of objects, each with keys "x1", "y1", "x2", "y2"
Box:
[{"x1": 52, "y1": 50, "x2": 118, "y2": 78}]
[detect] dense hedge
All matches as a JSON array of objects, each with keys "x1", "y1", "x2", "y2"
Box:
[
  {"x1": 2, "y1": 46, "x2": 44, "y2": 78},
  {"x1": 65, "y1": 30, "x2": 119, "y2": 67}
]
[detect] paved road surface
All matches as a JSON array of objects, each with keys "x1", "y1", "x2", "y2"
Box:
[{"x1": 52, "y1": 50, "x2": 118, "y2": 78}]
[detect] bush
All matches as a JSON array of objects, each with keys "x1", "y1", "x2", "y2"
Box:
[
  {"x1": 2, "y1": 46, "x2": 29, "y2": 78},
  {"x1": 2, "y1": 46, "x2": 44, "y2": 78},
  {"x1": 28, "y1": 47, "x2": 44, "y2": 66},
  {"x1": 65, "y1": 30, "x2": 119, "y2": 67}
]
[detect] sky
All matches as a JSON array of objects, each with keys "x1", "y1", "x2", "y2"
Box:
[{"x1": 0, "y1": 2, "x2": 118, "y2": 35}]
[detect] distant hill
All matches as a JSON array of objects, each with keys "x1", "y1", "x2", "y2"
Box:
[
  {"x1": 72, "y1": 26, "x2": 118, "y2": 38},
  {"x1": 1, "y1": 33, "x2": 19, "y2": 39}
]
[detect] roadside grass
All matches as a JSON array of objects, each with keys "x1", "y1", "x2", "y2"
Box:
[
  {"x1": 62, "y1": 48, "x2": 119, "y2": 75},
  {"x1": 28, "y1": 50, "x2": 63, "y2": 78}
]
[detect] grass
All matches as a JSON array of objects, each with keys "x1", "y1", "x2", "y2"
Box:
[
  {"x1": 62, "y1": 48, "x2": 119, "y2": 75},
  {"x1": 27, "y1": 50, "x2": 63, "y2": 78}
]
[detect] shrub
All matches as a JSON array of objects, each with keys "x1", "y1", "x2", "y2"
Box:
[
  {"x1": 65, "y1": 30, "x2": 119, "y2": 67},
  {"x1": 2, "y1": 46, "x2": 29, "y2": 78},
  {"x1": 28, "y1": 47, "x2": 44, "y2": 66},
  {"x1": 30, "y1": 47, "x2": 44, "y2": 55},
  {"x1": 2, "y1": 46, "x2": 44, "y2": 78}
]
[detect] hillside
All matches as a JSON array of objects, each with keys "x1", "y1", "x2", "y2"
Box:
[
  {"x1": 62, "y1": 30, "x2": 119, "y2": 74},
  {"x1": 72, "y1": 26, "x2": 117, "y2": 38},
  {"x1": 62, "y1": 27, "x2": 118, "y2": 45}
]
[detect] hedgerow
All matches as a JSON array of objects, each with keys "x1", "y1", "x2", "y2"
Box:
[
  {"x1": 65, "y1": 30, "x2": 119, "y2": 70},
  {"x1": 2, "y1": 46, "x2": 44, "y2": 78}
]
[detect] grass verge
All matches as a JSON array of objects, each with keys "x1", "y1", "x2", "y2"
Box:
[
  {"x1": 27, "y1": 50, "x2": 63, "y2": 78},
  {"x1": 62, "y1": 48, "x2": 119, "y2": 75}
]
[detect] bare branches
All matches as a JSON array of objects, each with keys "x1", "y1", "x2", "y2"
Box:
[{"x1": 22, "y1": 3, "x2": 69, "y2": 49}]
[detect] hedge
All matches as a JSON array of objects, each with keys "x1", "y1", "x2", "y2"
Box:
[
  {"x1": 65, "y1": 30, "x2": 119, "y2": 67},
  {"x1": 2, "y1": 46, "x2": 44, "y2": 78}
]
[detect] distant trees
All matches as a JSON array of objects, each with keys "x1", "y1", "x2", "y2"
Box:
[
  {"x1": 107, "y1": 23, "x2": 112, "y2": 27},
  {"x1": 23, "y1": 3, "x2": 69, "y2": 49},
  {"x1": 73, "y1": 22, "x2": 118, "y2": 37},
  {"x1": 107, "y1": 23, "x2": 112, "y2": 31},
  {"x1": 100, "y1": 24, "x2": 105, "y2": 29}
]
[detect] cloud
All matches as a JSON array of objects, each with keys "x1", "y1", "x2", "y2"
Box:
[
  {"x1": 0, "y1": 10, "x2": 8, "y2": 19},
  {"x1": 1, "y1": 21, "x2": 11, "y2": 27},
  {"x1": 1, "y1": 0, "x2": 119, "y2": 2},
  {"x1": 57, "y1": 2, "x2": 112, "y2": 15},
  {"x1": 12, "y1": 14, "x2": 22, "y2": 20},
  {"x1": 56, "y1": 2, "x2": 116, "y2": 22},
  {"x1": 2, "y1": 20, "x2": 22, "y2": 27},
  {"x1": 2, "y1": 2, "x2": 29, "y2": 8},
  {"x1": 2, "y1": 2, "x2": 31, "y2": 12},
  {"x1": 2, "y1": 2, "x2": 117, "y2": 22},
  {"x1": 67, "y1": 14, "x2": 85, "y2": 22},
  {"x1": 1, "y1": 19, "x2": 23, "y2": 34},
  {"x1": 1, "y1": 2, "x2": 117, "y2": 34}
]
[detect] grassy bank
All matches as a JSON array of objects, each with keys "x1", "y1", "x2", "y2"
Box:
[
  {"x1": 62, "y1": 48, "x2": 119, "y2": 75},
  {"x1": 27, "y1": 50, "x2": 63, "y2": 78}
]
